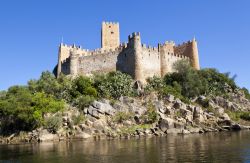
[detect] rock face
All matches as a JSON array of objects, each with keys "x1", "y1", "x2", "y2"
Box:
[
  {"x1": 2, "y1": 91, "x2": 250, "y2": 144},
  {"x1": 159, "y1": 117, "x2": 175, "y2": 132}
]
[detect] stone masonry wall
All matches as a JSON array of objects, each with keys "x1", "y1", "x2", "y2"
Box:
[{"x1": 141, "y1": 45, "x2": 161, "y2": 78}]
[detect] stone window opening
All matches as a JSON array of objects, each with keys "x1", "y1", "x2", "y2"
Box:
[{"x1": 111, "y1": 31, "x2": 114, "y2": 34}]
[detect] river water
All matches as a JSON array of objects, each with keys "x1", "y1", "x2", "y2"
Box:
[{"x1": 1, "y1": 131, "x2": 250, "y2": 163}]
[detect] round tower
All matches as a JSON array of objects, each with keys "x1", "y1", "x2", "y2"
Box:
[
  {"x1": 191, "y1": 38, "x2": 200, "y2": 70},
  {"x1": 70, "y1": 49, "x2": 79, "y2": 76},
  {"x1": 131, "y1": 32, "x2": 144, "y2": 83}
]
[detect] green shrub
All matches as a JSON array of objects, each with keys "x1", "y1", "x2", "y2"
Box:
[
  {"x1": 71, "y1": 76, "x2": 97, "y2": 98},
  {"x1": 45, "y1": 116, "x2": 62, "y2": 133},
  {"x1": 145, "y1": 76, "x2": 164, "y2": 92},
  {"x1": 242, "y1": 87, "x2": 250, "y2": 100},
  {"x1": 94, "y1": 71, "x2": 133, "y2": 99},
  {"x1": 142, "y1": 102, "x2": 158, "y2": 124},
  {"x1": 240, "y1": 112, "x2": 250, "y2": 121},
  {"x1": 226, "y1": 111, "x2": 250, "y2": 121},
  {"x1": 112, "y1": 112, "x2": 134, "y2": 123},
  {"x1": 75, "y1": 95, "x2": 95, "y2": 110},
  {"x1": 72, "y1": 114, "x2": 86, "y2": 125}
]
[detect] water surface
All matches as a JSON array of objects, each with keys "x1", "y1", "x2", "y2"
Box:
[{"x1": 1, "y1": 131, "x2": 250, "y2": 163}]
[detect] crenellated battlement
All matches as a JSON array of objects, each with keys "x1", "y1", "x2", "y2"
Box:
[
  {"x1": 102, "y1": 21, "x2": 119, "y2": 25},
  {"x1": 141, "y1": 44, "x2": 158, "y2": 53},
  {"x1": 57, "y1": 22, "x2": 200, "y2": 83},
  {"x1": 128, "y1": 32, "x2": 140, "y2": 40}
]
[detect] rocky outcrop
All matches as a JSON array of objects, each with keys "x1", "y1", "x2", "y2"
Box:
[{"x1": 1, "y1": 92, "x2": 250, "y2": 144}]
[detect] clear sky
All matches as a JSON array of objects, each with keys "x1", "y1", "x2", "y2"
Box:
[{"x1": 0, "y1": 0, "x2": 249, "y2": 91}]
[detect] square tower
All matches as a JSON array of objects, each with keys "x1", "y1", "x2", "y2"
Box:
[{"x1": 101, "y1": 22, "x2": 120, "y2": 50}]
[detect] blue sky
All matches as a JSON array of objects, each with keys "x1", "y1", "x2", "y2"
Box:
[{"x1": 0, "y1": 0, "x2": 249, "y2": 90}]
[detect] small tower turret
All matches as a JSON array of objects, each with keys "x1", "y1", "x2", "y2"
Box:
[
  {"x1": 190, "y1": 38, "x2": 200, "y2": 70},
  {"x1": 69, "y1": 49, "x2": 79, "y2": 76},
  {"x1": 129, "y1": 32, "x2": 144, "y2": 83}
]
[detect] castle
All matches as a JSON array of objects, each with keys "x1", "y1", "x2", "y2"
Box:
[{"x1": 56, "y1": 22, "x2": 200, "y2": 83}]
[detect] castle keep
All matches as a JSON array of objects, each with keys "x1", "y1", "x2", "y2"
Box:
[{"x1": 57, "y1": 22, "x2": 200, "y2": 83}]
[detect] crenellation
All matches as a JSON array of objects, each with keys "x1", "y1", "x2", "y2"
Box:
[{"x1": 57, "y1": 22, "x2": 200, "y2": 83}]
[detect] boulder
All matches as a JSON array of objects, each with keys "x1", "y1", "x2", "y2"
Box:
[
  {"x1": 221, "y1": 113, "x2": 231, "y2": 121},
  {"x1": 159, "y1": 117, "x2": 175, "y2": 132},
  {"x1": 174, "y1": 121, "x2": 185, "y2": 129},
  {"x1": 166, "y1": 128, "x2": 182, "y2": 134},
  {"x1": 165, "y1": 106, "x2": 175, "y2": 116},
  {"x1": 180, "y1": 108, "x2": 193, "y2": 122},
  {"x1": 188, "y1": 127, "x2": 201, "y2": 133},
  {"x1": 93, "y1": 120, "x2": 106, "y2": 130},
  {"x1": 231, "y1": 124, "x2": 241, "y2": 131},
  {"x1": 92, "y1": 101, "x2": 115, "y2": 115},
  {"x1": 87, "y1": 106, "x2": 100, "y2": 119},
  {"x1": 173, "y1": 99, "x2": 183, "y2": 109},
  {"x1": 215, "y1": 107, "x2": 224, "y2": 116},
  {"x1": 74, "y1": 132, "x2": 92, "y2": 139},
  {"x1": 38, "y1": 130, "x2": 58, "y2": 142},
  {"x1": 193, "y1": 107, "x2": 205, "y2": 123},
  {"x1": 165, "y1": 94, "x2": 175, "y2": 103}
]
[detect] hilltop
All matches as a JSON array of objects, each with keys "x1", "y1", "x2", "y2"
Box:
[{"x1": 0, "y1": 60, "x2": 250, "y2": 143}]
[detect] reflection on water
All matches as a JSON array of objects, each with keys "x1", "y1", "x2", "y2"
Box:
[{"x1": 1, "y1": 131, "x2": 250, "y2": 163}]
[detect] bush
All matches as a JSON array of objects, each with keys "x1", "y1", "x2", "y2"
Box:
[
  {"x1": 142, "y1": 102, "x2": 158, "y2": 124},
  {"x1": 226, "y1": 111, "x2": 250, "y2": 121},
  {"x1": 72, "y1": 114, "x2": 86, "y2": 125},
  {"x1": 242, "y1": 87, "x2": 250, "y2": 100},
  {"x1": 71, "y1": 76, "x2": 97, "y2": 98},
  {"x1": 45, "y1": 116, "x2": 62, "y2": 133},
  {"x1": 145, "y1": 76, "x2": 164, "y2": 92},
  {"x1": 240, "y1": 112, "x2": 250, "y2": 121},
  {"x1": 94, "y1": 71, "x2": 133, "y2": 99},
  {"x1": 112, "y1": 112, "x2": 134, "y2": 123},
  {"x1": 75, "y1": 95, "x2": 95, "y2": 110}
]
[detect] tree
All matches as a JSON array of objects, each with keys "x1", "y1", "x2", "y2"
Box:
[{"x1": 0, "y1": 86, "x2": 64, "y2": 134}]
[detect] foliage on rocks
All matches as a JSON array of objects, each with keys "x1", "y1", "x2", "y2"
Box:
[
  {"x1": 45, "y1": 115, "x2": 62, "y2": 133},
  {"x1": 141, "y1": 102, "x2": 158, "y2": 124},
  {"x1": 94, "y1": 71, "x2": 133, "y2": 99},
  {"x1": 112, "y1": 112, "x2": 134, "y2": 123},
  {"x1": 72, "y1": 114, "x2": 86, "y2": 125}
]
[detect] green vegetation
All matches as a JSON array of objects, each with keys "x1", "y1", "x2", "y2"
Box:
[
  {"x1": 242, "y1": 87, "x2": 250, "y2": 100},
  {"x1": 227, "y1": 111, "x2": 250, "y2": 121},
  {"x1": 146, "y1": 60, "x2": 238, "y2": 100},
  {"x1": 112, "y1": 112, "x2": 134, "y2": 123},
  {"x1": 45, "y1": 115, "x2": 62, "y2": 133},
  {"x1": 141, "y1": 102, "x2": 158, "y2": 124},
  {"x1": 72, "y1": 114, "x2": 86, "y2": 125},
  {"x1": 0, "y1": 60, "x2": 250, "y2": 135},
  {"x1": 0, "y1": 86, "x2": 64, "y2": 134},
  {"x1": 94, "y1": 71, "x2": 133, "y2": 99}
]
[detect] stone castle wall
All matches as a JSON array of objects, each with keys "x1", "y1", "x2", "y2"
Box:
[{"x1": 57, "y1": 22, "x2": 200, "y2": 83}]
